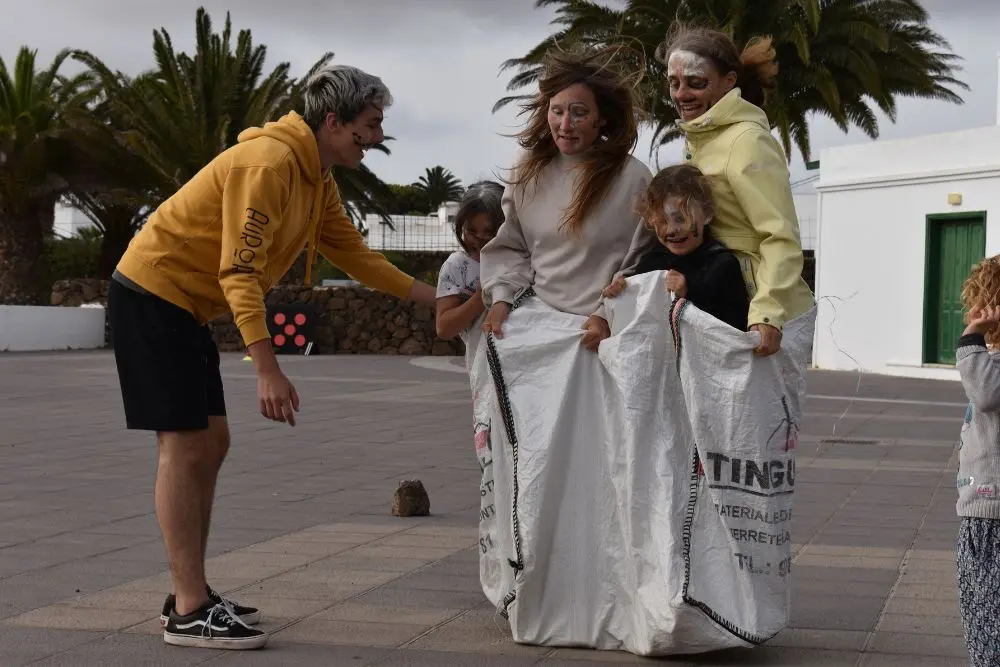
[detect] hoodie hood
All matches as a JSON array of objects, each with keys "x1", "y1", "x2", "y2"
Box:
[
  {"x1": 238, "y1": 111, "x2": 325, "y2": 185},
  {"x1": 677, "y1": 88, "x2": 769, "y2": 136}
]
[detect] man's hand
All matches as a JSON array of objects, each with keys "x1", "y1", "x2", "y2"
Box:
[
  {"x1": 665, "y1": 270, "x2": 687, "y2": 298},
  {"x1": 602, "y1": 274, "x2": 628, "y2": 299},
  {"x1": 965, "y1": 305, "x2": 1000, "y2": 336},
  {"x1": 482, "y1": 302, "x2": 511, "y2": 338},
  {"x1": 750, "y1": 323, "x2": 782, "y2": 357},
  {"x1": 247, "y1": 339, "x2": 299, "y2": 426},
  {"x1": 407, "y1": 280, "x2": 437, "y2": 308},
  {"x1": 257, "y1": 368, "x2": 300, "y2": 426},
  {"x1": 581, "y1": 315, "x2": 611, "y2": 352}
]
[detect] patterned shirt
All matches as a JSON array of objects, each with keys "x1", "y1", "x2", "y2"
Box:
[{"x1": 436, "y1": 251, "x2": 484, "y2": 353}]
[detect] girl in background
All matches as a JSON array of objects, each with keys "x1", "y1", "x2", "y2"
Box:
[
  {"x1": 435, "y1": 181, "x2": 505, "y2": 368},
  {"x1": 954, "y1": 255, "x2": 1000, "y2": 667}
]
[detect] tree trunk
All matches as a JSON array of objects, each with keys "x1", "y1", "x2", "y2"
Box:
[
  {"x1": 278, "y1": 250, "x2": 310, "y2": 286},
  {"x1": 97, "y1": 219, "x2": 137, "y2": 279},
  {"x1": 0, "y1": 216, "x2": 47, "y2": 305}
]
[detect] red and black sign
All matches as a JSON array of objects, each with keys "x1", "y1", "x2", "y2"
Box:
[{"x1": 266, "y1": 305, "x2": 314, "y2": 354}]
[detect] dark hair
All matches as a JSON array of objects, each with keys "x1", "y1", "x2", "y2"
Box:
[
  {"x1": 638, "y1": 164, "x2": 715, "y2": 232},
  {"x1": 655, "y1": 25, "x2": 778, "y2": 108},
  {"x1": 511, "y1": 45, "x2": 639, "y2": 235},
  {"x1": 454, "y1": 180, "x2": 505, "y2": 253}
]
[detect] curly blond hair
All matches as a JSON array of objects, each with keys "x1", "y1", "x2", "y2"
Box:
[
  {"x1": 961, "y1": 255, "x2": 1000, "y2": 346},
  {"x1": 637, "y1": 164, "x2": 715, "y2": 235}
]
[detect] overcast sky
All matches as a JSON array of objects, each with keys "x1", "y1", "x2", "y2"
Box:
[{"x1": 2, "y1": 0, "x2": 998, "y2": 187}]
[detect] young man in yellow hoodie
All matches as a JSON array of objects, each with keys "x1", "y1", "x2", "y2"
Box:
[{"x1": 106, "y1": 64, "x2": 436, "y2": 650}]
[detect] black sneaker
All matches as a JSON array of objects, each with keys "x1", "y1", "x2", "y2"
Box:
[
  {"x1": 163, "y1": 601, "x2": 267, "y2": 649},
  {"x1": 160, "y1": 586, "x2": 261, "y2": 627}
]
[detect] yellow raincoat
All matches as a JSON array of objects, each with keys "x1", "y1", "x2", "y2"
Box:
[{"x1": 679, "y1": 88, "x2": 815, "y2": 330}]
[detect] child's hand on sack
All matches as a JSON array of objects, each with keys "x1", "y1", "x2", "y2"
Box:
[
  {"x1": 581, "y1": 315, "x2": 611, "y2": 352},
  {"x1": 965, "y1": 304, "x2": 1000, "y2": 336},
  {"x1": 602, "y1": 274, "x2": 627, "y2": 299},
  {"x1": 665, "y1": 270, "x2": 687, "y2": 298}
]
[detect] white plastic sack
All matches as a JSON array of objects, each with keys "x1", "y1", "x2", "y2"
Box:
[{"x1": 471, "y1": 272, "x2": 815, "y2": 656}]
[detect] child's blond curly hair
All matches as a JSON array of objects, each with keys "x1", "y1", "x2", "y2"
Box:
[{"x1": 962, "y1": 254, "x2": 1000, "y2": 346}]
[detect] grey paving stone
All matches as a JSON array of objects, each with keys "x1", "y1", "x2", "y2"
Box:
[
  {"x1": 682, "y1": 647, "x2": 863, "y2": 665},
  {"x1": 372, "y1": 649, "x2": 545, "y2": 666},
  {"x1": 29, "y1": 632, "x2": 216, "y2": 666},
  {"x1": 0, "y1": 352, "x2": 973, "y2": 663},
  {"x1": 209, "y1": 643, "x2": 390, "y2": 666},
  {"x1": 0, "y1": 626, "x2": 103, "y2": 666}
]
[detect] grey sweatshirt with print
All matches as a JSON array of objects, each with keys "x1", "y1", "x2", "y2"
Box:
[{"x1": 956, "y1": 333, "x2": 1000, "y2": 518}]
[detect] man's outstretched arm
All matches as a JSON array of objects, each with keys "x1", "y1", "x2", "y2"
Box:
[{"x1": 317, "y1": 180, "x2": 436, "y2": 307}]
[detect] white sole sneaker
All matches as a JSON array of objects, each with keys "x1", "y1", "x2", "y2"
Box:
[{"x1": 163, "y1": 631, "x2": 267, "y2": 650}]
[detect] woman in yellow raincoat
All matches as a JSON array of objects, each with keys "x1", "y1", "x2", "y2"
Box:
[{"x1": 655, "y1": 26, "x2": 815, "y2": 356}]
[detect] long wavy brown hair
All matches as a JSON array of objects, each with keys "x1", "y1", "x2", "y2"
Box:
[
  {"x1": 962, "y1": 255, "x2": 1000, "y2": 347},
  {"x1": 511, "y1": 45, "x2": 640, "y2": 235}
]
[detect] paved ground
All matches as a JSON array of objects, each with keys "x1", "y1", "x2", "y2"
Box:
[{"x1": 0, "y1": 351, "x2": 972, "y2": 666}]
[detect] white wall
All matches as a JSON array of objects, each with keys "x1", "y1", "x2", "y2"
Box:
[
  {"x1": 792, "y1": 191, "x2": 817, "y2": 251},
  {"x1": 53, "y1": 202, "x2": 94, "y2": 238},
  {"x1": 814, "y1": 125, "x2": 1000, "y2": 380},
  {"x1": 0, "y1": 306, "x2": 106, "y2": 352}
]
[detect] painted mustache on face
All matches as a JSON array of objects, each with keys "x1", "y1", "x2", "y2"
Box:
[
  {"x1": 666, "y1": 227, "x2": 700, "y2": 242},
  {"x1": 352, "y1": 132, "x2": 375, "y2": 152}
]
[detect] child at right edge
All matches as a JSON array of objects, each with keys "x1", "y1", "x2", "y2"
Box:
[{"x1": 955, "y1": 254, "x2": 1000, "y2": 667}]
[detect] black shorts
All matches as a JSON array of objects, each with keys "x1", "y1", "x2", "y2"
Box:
[{"x1": 107, "y1": 279, "x2": 226, "y2": 432}]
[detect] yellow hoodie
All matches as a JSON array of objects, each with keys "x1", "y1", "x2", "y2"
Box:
[
  {"x1": 679, "y1": 89, "x2": 814, "y2": 330},
  {"x1": 115, "y1": 111, "x2": 414, "y2": 347}
]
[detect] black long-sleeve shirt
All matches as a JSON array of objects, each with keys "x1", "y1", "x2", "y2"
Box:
[{"x1": 633, "y1": 239, "x2": 750, "y2": 331}]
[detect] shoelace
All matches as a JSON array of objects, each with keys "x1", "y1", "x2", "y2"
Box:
[
  {"x1": 201, "y1": 603, "x2": 253, "y2": 638},
  {"x1": 209, "y1": 588, "x2": 241, "y2": 616}
]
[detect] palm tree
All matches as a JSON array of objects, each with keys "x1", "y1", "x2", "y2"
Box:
[
  {"x1": 72, "y1": 7, "x2": 397, "y2": 274},
  {"x1": 495, "y1": 0, "x2": 967, "y2": 163},
  {"x1": 0, "y1": 47, "x2": 97, "y2": 304},
  {"x1": 413, "y1": 166, "x2": 464, "y2": 212},
  {"x1": 74, "y1": 8, "x2": 299, "y2": 201}
]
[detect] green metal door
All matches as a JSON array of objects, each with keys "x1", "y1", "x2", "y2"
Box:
[{"x1": 924, "y1": 213, "x2": 987, "y2": 365}]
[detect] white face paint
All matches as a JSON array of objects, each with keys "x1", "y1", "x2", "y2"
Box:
[
  {"x1": 655, "y1": 196, "x2": 706, "y2": 256},
  {"x1": 667, "y1": 50, "x2": 711, "y2": 80}
]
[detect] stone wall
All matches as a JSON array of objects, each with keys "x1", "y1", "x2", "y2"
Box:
[
  {"x1": 49, "y1": 253, "x2": 818, "y2": 354},
  {"x1": 49, "y1": 279, "x2": 464, "y2": 356}
]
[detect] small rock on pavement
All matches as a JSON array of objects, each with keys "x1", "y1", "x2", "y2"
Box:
[{"x1": 392, "y1": 480, "x2": 430, "y2": 517}]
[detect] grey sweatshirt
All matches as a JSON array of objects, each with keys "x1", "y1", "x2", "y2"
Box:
[
  {"x1": 956, "y1": 333, "x2": 1000, "y2": 518},
  {"x1": 480, "y1": 152, "x2": 655, "y2": 319}
]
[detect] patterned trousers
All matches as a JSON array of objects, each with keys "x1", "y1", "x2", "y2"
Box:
[{"x1": 958, "y1": 516, "x2": 1000, "y2": 667}]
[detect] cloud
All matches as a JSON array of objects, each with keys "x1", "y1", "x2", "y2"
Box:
[{"x1": 1, "y1": 1, "x2": 994, "y2": 188}]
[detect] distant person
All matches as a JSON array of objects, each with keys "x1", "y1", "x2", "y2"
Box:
[
  {"x1": 107, "y1": 64, "x2": 436, "y2": 650},
  {"x1": 602, "y1": 164, "x2": 749, "y2": 331},
  {"x1": 954, "y1": 255, "x2": 1000, "y2": 667},
  {"x1": 480, "y1": 46, "x2": 653, "y2": 348},
  {"x1": 435, "y1": 180, "x2": 505, "y2": 368},
  {"x1": 656, "y1": 25, "x2": 815, "y2": 355}
]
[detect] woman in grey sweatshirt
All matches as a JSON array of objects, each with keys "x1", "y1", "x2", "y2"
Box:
[
  {"x1": 955, "y1": 255, "x2": 1000, "y2": 667},
  {"x1": 480, "y1": 47, "x2": 655, "y2": 351}
]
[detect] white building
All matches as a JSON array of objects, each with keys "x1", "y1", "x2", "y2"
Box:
[
  {"x1": 363, "y1": 202, "x2": 462, "y2": 253},
  {"x1": 791, "y1": 174, "x2": 818, "y2": 251},
  {"x1": 53, "y1": 201, "x2": 95, "y2": 238},
  {"x1": 813, "y1": 117, "x2": 1000, "y2": 380}
]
